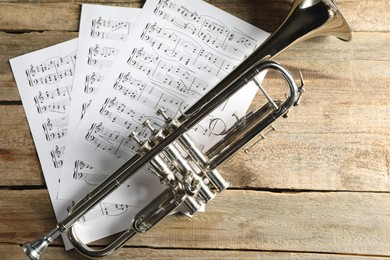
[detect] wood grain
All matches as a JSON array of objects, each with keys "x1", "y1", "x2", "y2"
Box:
[
  {"x1": 0, "y1": 1, "x2": 290, "y2": 32},
  {"x1": 2, "y1": 244, "x2": 388, "y2": 260},
  {"x1": 1, "y1": 189, "x2": 390, "y2": 257},
  {"x1": 1, "y1": 0, "x2": 389, "y2": 259},
  {"x1": 0, "y1": 106, "x2": 42, "y2": 186},
  {"x1": 0, "y1": 1, "x2": 388, "y2": 32}
]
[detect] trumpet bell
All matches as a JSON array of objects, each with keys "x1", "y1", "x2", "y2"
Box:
[
  {"x1": 289, "y1": 0, "x2": 352, "y2": 42},
  {"x1": 181, "y1": 0, "x2": 351, "y2": 120}
]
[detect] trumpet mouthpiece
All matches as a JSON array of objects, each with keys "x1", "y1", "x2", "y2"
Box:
[
  {"x1": 23, "y1": 238, "x2": 49, "y2": 260},
  {"x1": 23, "y1": 226, "x2": 62, "y2": 260}
]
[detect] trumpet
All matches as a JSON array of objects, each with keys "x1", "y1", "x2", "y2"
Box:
[{"x1": 23, "y1": 0, "x2": 352, "y2": 258}]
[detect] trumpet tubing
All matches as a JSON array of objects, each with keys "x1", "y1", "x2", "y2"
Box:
[{"x1": 23, "y1": 0, "x2": 352, "y2": 259}]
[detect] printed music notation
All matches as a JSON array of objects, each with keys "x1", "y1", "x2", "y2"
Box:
[
  {"x1": 153, "y1": 0, "x2": 257, "y2": 59},
  {"x1": 80, "y1": 203, "x2": 131, "y2": 223},
  {"x1": 10, "y1": 5, "x2": 147, "y2": 247},
  {"x1": 64, "y1": 199, "x2": 136, "y2": 241},
  {"x1": 113, "y1": 72, "x2": 190, "y2": 117},
  {"x1": 85, "y1": 122, "x2": 134, "y2": 160},
  {"x1": 99, "y1": 97, "x2": 149, "y2": 130},
  {"x1": 16, "y1": 46, "x2": 76, "y2": 172},
  {"x1": 50, "y1": 145, "x2": 65, "y2": 168},
  {"x1": 34, "y1": 85, "x2": 72, "y2": 114},
  {"x1": 66, "y1": 4, "x2": 140, "y2": 139},
  {"x1": 127, "y1": 47, "x2": 210, "y2": 99},
  {"x1": 42, "y1": 116, "x2": 68, "y2": 141},
  {"x1": 87, "y1": 44, "x2": 120, "y2": 69},
  {"x1": 73, "y1": 160, "x2": 108, "y2": 186},
  {"x1": 91, "y1": 17, "x2": 131, "y2": 41},
  {"x1": 80, "y1": 100, "x2": 92, "y2": 120},
  {"x1": 84, "y1": 72, "x2": 104, "y2": 94},
  {"x1": 10, "y1": 39, "x2": 79, "y2": 249},
  {"x1": 25, "y1": 53, "x2": 76, "y2": 87},
  {"x1": 58, "y1": 0, "x2": 268, "y2": 209},
  {"x1": 10, "y1": 1, "x2": 270, "y2": 247},
  {"x1": 140, "y1": 22, "x2": 238, "y2": 79}
]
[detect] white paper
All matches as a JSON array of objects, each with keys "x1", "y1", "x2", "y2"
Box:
[
  {"x1": 9, "y1": 6, "x2": 148, "y2": 246},
  {"x1": 64, "y1": 5, "x2": 149, "y2": 244},
  {"x1": 67, "y1": 4, "x2": 141, "y2": 137},
  {"x1": 10, "y1": 39, "x2": 78, "y2": 248},
  {"x1": 59, "y1": 0, "x2": 269, "y2": 206}
]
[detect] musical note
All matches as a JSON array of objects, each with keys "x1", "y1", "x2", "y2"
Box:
[
  {"x1": 12, "y1": 5, "x2": 182, "y2": 246},
  {"x1": 127, "y1": 48, "x2": 210, "y2": 98},
  {"x1": 141, "y1": 25, "x2": 235, "y2": 78},
  {"x1": 35, "y1": 98, "x2": 71, "y2": 114},
  {"x1": 85, "y1": 122, "x2": 134, "y2": 160},
  {"x1": 25, "y1": 52, "x2": 76, "y2": 87},
  {"x1": 113, "y1": 73, "x2": 145, "y2": 99},
  {"x1": 42, "y1": 116, "x2": 68, "y2": 141},
  {"x1": 99, "y1": 97, "x2": 153, "y2": 130},
  {"x1": 153, "y1": 0, "x2": 257, "y2": 59},
  {"x1": 50, "y1": 145, "x2": 65, "y2": 168},
  {"x1": 87, "y1": 45, "x2": 119, "y2": 69},
  {"x1": 36, "y1": 99, "x2": 70, "y2": 114},
  {"x1": 80, "y1": 203, "x2": 131, "y2": 223},
  {"x1": 80, "y1": 100, "x2": 91, "y2": 120},
  {"x1": 32, "y1": 85, "x2": 72, "y2": 115},
  {"x1": 72, "y1": 160, "x2": 108, "y2": 186},
  {"x1": 84, "y1": 72, "x2": 104, "y2": 94},
  {"x1": 113, "y1": 73, "x2": 190, "y2": 115},
  {"x1": 89, "y1": 45, "x2": 120, "y2": 58},
  {"x1": 91, "y1": 17, "x2": 131, "y2": 42},
  {"x1": 34, "y1": 85, "x2": 72, "y2": 104},
  {"x1": 91, "y1": 31, "x2": 128, "y2": 41}
]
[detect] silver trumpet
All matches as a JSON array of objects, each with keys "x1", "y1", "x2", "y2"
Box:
[{"x1": 24, "y1": 0, "x2": 352, "y2": 259}]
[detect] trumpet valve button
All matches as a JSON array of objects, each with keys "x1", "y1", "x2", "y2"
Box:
[
  {"x1": 156, "y1": 107, "x2": 171, "y2": 122},
  {"x1": 129, "y1": 132, "x2": 143, "y2": 146},
  {"x1": 142, "y1": 119, "x2": 157, "y2": 134}
]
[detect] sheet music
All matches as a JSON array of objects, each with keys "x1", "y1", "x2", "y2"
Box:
[
  {"x1": 9, "y1": 6, "x2": 148, "y2": 246},
  {"x1": 67, "y1": 4, "x2": 140, "y2": 137},
  {"x1": 9, "y1": 39, "x2": 77, "y2": 248},
  {"x1": 59, "y1": 0, "x2": 269, "y2": 205},
  {"x1": 10, "y1": 38, "x2": 76, "y2": 205}
]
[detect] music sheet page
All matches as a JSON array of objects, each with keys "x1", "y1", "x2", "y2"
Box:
[
  {"x1": 10, "y1": 39, "x2": 78, "y2": 248},
  {"x1": 9, "y1": 6, "x2": 149, "y2": 246},
  {"x1": 59, "y1": 0, "x2": 269, "y2": 207},
  {"x1": 67, "y1": 4, "x2": 140, "y2": 137}
]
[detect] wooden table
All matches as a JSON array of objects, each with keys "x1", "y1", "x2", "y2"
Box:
[{"x1": 1, "y1": 0, "x2": 390, "y2": 259}]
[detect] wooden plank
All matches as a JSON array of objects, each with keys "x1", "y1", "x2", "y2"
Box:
[
  {"x1": 280, "y1": 32, "x2": 390, "y2": 61},
  {"x1": 0, "y1": 105, "x2": 43, "y2": 186},
  {"x1": 0, "y1": 1, "x2": 289, "y2": 32},
  {"x1": 0, "y1": 244, "x2": 387, "y2": 260},
  {"x1": 1, "y1": 189, "x2": 390, "y2": 256},
  {"x1": 0, "y1": 0, "x2": 388, "y2": 32}
]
